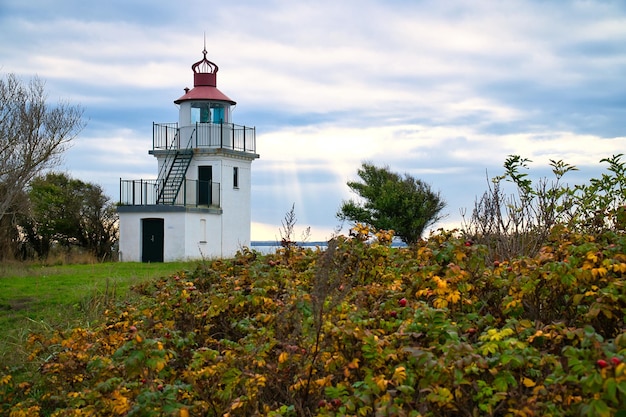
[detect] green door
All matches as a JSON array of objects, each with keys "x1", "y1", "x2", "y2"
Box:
[
  {"x1": 142, "y1": 218, "x2": 164, "y2": 262},
  {"x1": 198, "y1": 166, "x2": 212, "y2": 205}
]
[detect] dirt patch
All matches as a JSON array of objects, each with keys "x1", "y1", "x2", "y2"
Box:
[{"x1": 6, "y1": 297, "x2": 36, "y2": 311}]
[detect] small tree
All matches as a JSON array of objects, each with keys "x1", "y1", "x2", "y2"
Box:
[
  {"x1": 20, "y1": 172, "x2": 118, "y2": 260},
  {"x1": 337, "y1": 162, "x2": 446, "y2": 245}
]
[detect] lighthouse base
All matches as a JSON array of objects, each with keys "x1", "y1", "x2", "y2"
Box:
[{"x1": 117, "y1": 205, "x2": 250, "y2": 262}]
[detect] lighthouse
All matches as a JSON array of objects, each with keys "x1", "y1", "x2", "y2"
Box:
[{"x1": 117, "y1": 47, "x2": 259, "y2": 262}]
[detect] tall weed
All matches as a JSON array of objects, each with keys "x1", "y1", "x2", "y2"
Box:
[{"x1": 462, "y1": 154, "x2": 626, "y2": 261}]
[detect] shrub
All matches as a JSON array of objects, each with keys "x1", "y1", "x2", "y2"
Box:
[
  {"x1": 462, "y1": 154, "x2": 626, "y2": 262},
  {"x1": 1, "y1": 226, "x2": 625, "y2": 416}
]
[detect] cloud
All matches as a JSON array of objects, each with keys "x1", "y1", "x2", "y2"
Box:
[{"x1": 2, "y1": 0, "x2": 625, "y2": 240}]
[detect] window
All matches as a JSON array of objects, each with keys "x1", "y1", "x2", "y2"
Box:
[
  {"x1": 199, "y1": 219, "x2": 207, "y2": 243},
  {"x1": 191, "y1": 102, "x2": 225, "y2": 123},
  {"x1": 233, "y1": 167, "x2": 239, "y2": 189}
]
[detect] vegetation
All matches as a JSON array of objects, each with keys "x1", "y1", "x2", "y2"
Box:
[
  {"x1": 0, "y1": 261, "x2": 196, "y2": 370},
  {"x1": 462, "y1": 154, "x2": 626, "y2": 261},
  {"x1": 19, "y1": 172, "x2": 118, "y2": 260},
  {"x1": 0, "y1": 224, "x2": 624, "y2": 416},
  {"x1": 0, "y1": 72, "x2": 86, "y2": 260},
  {"x1": 338, "y1": 162, "x2": 446, "y2": 245},
  {"x1": 0, "y1": 155, "x2": 625, "y2": 416}
]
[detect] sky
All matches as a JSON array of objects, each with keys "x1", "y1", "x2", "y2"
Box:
[{"x1": 1, "y1": 0, "x2": 625, "y2": 241}]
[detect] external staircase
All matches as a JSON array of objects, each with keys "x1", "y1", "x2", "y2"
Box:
[{"x1": 156, "y1": 128, "x2": 193, "y2": 204}]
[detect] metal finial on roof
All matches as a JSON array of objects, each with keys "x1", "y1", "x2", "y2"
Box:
[{"x1": 192, "y1": 34, "x2": 219, "y2": 75}]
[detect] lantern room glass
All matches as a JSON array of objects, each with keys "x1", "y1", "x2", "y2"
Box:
[{"x1": 191, "y1": 102, "x2": 226, "y2": 124}]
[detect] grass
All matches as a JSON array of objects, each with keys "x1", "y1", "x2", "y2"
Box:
[{"x1": 0, "y1": 261, "x2": 198, "y2": 369}]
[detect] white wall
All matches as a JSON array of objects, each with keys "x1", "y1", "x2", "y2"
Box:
[
  {"x1": 118, "y1": 209, "x2": 234, "y2": 262},
  {"x1": 118, "y1": 212, "x2": 142, "y2": 262}
]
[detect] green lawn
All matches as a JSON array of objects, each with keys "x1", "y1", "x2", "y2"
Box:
[{"x1": 0, "y1": 261, "x2": 197, "y2": 369}]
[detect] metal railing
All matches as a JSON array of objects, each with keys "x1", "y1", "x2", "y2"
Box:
[
  {"x1": 119, "y1": 179, "x2": 220, "y2": 207},
  {"x1": 153, "y1": 122, "x2": 256, "y2": 153},
  {"x1": 153, "y1": 123, "x2": 179, "y2": 150}
]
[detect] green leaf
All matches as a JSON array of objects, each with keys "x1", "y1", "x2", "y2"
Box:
[
  {"x1": 589, "y1": 399, "x2": 612, "y2": 417},
  {"x1": 605, "y1": 378, "x2": 618, "y2": 404}
]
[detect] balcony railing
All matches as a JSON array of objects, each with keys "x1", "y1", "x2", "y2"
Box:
[
  {"x1": 119, "y1": 179, "x2": 220, "y2": 207},
  {"x1": 153, "y1": 122, "x2": 256, "y2": 154}
]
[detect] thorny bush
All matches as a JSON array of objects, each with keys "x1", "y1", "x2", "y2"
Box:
[{"x1": 1, "y1": 225, "x2": 625, "y2": 416}]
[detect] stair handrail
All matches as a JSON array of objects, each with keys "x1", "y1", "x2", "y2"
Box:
[
  {"x1": 157, "y1": 127, "x2": 196, "y2": 204},
  {"x1": 156, "y1": 128, "x2": 181, "y2": 186}
]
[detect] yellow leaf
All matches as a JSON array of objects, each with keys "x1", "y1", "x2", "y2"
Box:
[
  {"x1": 415, "y1": 289, "x2": 431, "y2": 298},
  {"x1": 111, "y1": 389, "x2": 131, "y2": 415},
  {"x1": 433, "y1": 298, "x2": 448, "y2": 309},
  {"x1": 433, "y1": 276, "x2": 448, "y2": 289},
  {"x1": 392, "y1": 366, "x2": 407, "y2": 384},
  {"x1": 135, "y1": 334, "x2": 143, "y2": 343},
  {"x1": 374, "y1": 374, "x2": 388, "y2": 391},
  {"x1": 447, "y1": 290, "x2": 461, "y2": 304},
  {"x1": 314, "y1": 375, "x2": 332, "y2": 387},
  {"x1": 231, "y1": 398, "x2": 244, "y2": 410},
  {"x1": 180, "y1": 408, "x2": 190, "y2": 417},
  {"x1": 278, "y1": 352, "x2": 289, "y2": 364},
  {"x1": 592, "y1": 267, "x2": 607, "y2": 278},
  {"x1": 522, "y1": 377, "x2": 536, "y2": 388}
]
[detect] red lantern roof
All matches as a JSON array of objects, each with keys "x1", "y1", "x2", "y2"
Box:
[{"x1": 174, "y1": 48, "x2": 236, "y2": 105}]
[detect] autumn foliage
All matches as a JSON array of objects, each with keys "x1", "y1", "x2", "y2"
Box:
[{"x1": 1, "y1": 224, "x2": 626, "y2": 416}]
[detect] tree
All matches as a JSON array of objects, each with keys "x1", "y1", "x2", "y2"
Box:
[
  {"x1": 20, "y1": 172, "x2": 118, "y2": 260},
  {"x1": 337, "y1": 162, "x2": 446, "y2": 245},
  {"x1": 0, "y1": 73, "x2": 85, "y2": 228}
]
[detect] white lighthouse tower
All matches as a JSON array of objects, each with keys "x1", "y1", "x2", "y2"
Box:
[{"x1": 117, "y1": 47, "x2": 259, "y2": 262}]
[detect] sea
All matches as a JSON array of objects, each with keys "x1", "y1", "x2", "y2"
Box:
[
  {"x1": 249, "y1": 240, "x2": 407, "y2": 255},
  {"x1": 249, "y1": 241, "x2": 328, "y2": 255}
]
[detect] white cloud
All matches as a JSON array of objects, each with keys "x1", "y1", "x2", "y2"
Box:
[{"x1": 2, "y1": 0, "x2": 625, "y2": 240}]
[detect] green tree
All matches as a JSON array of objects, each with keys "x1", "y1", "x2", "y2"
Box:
[
  {"x1": 20, "y1": 172, "x2": 118, "y2": 260},
  {"x1": 337, "y1": 162, "x2": 446, "y2": 245}
]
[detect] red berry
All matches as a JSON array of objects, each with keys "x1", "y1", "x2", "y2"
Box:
[
  {"x1": 318, "y1": 400, "x2": 327, "y2": 408},
  {"x1": 129, "y1": 325, "x2": 137, "y2": 332},
  {"x1": 331, "y1": 398, "x2": 342, "y2": 407},
  {"x1": 464, "y1": 240, "x2": 473, "y2": 247},
  {"x1": 390, "y1": 311, "x2": 398, "y2": 318},
  {"x1": 611, "y1": 357, "x2": 622, "y2": 366},
  {"x1": 597, "y1": 359, "x2": 609, "y2": 368},
  {"x1": 398, "y1": 298, "x2": 407, "y2": 307},
  {"x1": 493, "y1": 261, "x2": 500, "y2": 267}
]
